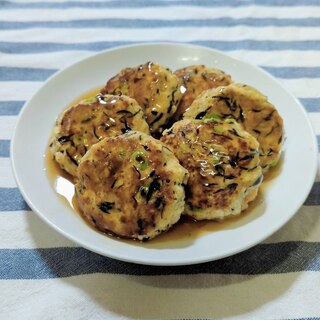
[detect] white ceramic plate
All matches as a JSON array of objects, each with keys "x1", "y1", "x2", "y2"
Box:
[{"x1": 11, "y1": 43, "x2": 317, "y2": 266}]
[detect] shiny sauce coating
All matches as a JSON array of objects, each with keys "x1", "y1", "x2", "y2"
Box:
[{"x1": 45, "y1": 87, "x2": 281, "y2": 246}]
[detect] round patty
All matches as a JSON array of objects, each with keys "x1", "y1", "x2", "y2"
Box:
[
  {"x1": 49, "y1": 94, "x2": 150, "y2": 177},
  {"x1": 161, "y1": 118, "x2": 262, "y2": 220},
  {"x1": 100, "y1": 62, "x2": 182, "y2": 135},
  {"x1": 184, "y1": 83, "x2": 284, "y2": 171},
  {"x1": 173, "y1": 65, "x2": 232, "y2": 120},
  {"x1": 75, "y1": 131, "x2": 189, "y2": 240}
]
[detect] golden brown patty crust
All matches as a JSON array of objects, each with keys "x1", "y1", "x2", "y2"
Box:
[
  {"x1": 75, "y1": 131, "x2": 189, "y2": 240},
  {"x1": 100, "y1": 62, "x2": 182, "y2": 135},
  {"x1": 161, "y1": 118, "x2": 262, "y2": 220},
  {"x1": 174, "y1": 65, "x2": 232, "y2": 120},
  {"x1": 184, "y1": 83, "x2": 284, "y2": 171},
  {"x1": 50, "y1": 94, "x2": 150, "y2": 177}
]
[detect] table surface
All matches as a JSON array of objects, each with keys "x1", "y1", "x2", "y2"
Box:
[{"x1": 1, "y1": 1, "x2": 320, "y2": 319}]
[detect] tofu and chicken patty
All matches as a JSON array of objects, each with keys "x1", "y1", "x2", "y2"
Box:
[
  {"x1": 75, "y1": 131, "x2": 189, "y2": 240},
  {"x1": 161, "y1": 118, "x2": 262, "y2": 221},
  {"x1": 50, "y1": 94, "x2": 150, "y2": 177},
  {"x1": 174, "y1": 65, "x2": 232, "y2": 120},
  {"x1": 184, "y1": 83, "x2": 284, "y2": 171},
  {"x1": 100, "y1": 62, "x2": 182, "y2": 135}
]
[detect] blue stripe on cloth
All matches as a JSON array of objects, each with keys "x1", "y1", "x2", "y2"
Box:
[
  {"x1": 2, "y1": 40, "x2": 320, "y2": 54},
  {"x1": 317, "y1": 135, "x2": 320, "y2": 152},
  {"x1": 195, "y1": 40, "x2": 320, "y2": 51},
  {"x1": 299, "y1": 98, "x2": 320, "y2": 112},
  {"x1": 305, "y1": 182, "x2": 320, "y2": 206},
  {"x1": 1, "y1": 242, "x2": 320, "y2": 279},
  {"x1": 0, "y1": 101, "x2": 24, "y2": 115},
  {"x1": 0, "y1": 67, "x2": 55, "y2": 81},
  {"x1": 2, "y1": 18, "x2": 320, "y2": 29},
  {"x1": 2, "y1": 0, "x2": 320, "y2": 9},
  {"x1": 0, "y1": 140, "x2": 10, "y2": 157},
  {"x1": 1, "y1": 66, "x2": 319, "y2": 82},
  {"x1": 289, "y1": 318, "x2": 320, "y2": 320},
  {"x1": 0, "y1": 41, "x2": 130, "y2": 53},
  {"x1": 0, "y1": 188, "x2": 30, "y2": 211},
  {"x1": 263, "y1": 66, "x2": 320, "y2": 79},
  {"x1": 0, "y1": 180, "x2": 318, "y2": 212}
]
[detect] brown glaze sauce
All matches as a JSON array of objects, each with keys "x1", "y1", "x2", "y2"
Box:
[{"x1": 45, "y1": 87, "x2": 282, "y2": 247}]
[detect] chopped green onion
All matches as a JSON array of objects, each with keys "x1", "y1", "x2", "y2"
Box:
[
  {"x1": 203, "y1": 113, "x2": 221, "y2": 123},
  {"x1": 131, "y1": 150, "x2": 148, "y2": 171},
  {"x1": 212, "y1": 156, "x2": 221, "y2": 165}
]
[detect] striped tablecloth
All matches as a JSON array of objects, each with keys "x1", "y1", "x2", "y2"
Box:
[{"x1": 1, "y1": 1, "x2": 320, "y2": 319}]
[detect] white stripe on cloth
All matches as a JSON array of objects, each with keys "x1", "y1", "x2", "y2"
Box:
[
  {"x1": 229, "y1": 50, "x2": 320, "y2": 68},
  {"x1": 0, "y1": 211, "x2": 76, "y2": 249},
  {"x1": 276, "y1": 78, "x2": 320, "y2": 98},
  {"x1": 1, "y1": 273, "x2": 320, "y2": 319},
  {"x1": 0, "y1": 82, "x2": 42, "y2": 101},
  {"x1": 0, "y1": 52, "x2": 93, "y2": 69},
  {"x1": 3, "y1": 6, "x2": 320, "y2": 21},
  {"x1": 2, "y1": 26, "x2": 320, "y2": 42}
]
